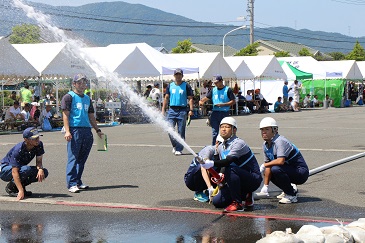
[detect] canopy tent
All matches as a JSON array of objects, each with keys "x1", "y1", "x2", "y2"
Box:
[
  {"x1": 166, "y1": 52, "x2": 235, "y2": 80},
  {"x1": 12, "y1": 42, "x2": 96, "y2": 114},
  {"x1": 301, "y1": 79, "x2": 346, "y2": 107},
  {"x1": 81, "y1": 45, "x2": 161, "y2": 79},
  {"x1": 107, "y1": 43, "x2": 199, "y2": 76},
  {"x1": 240, "y1": 55, "x2": 286, "y2": 80},
  {"x1": 279, "y1": 60, "x2": 313, "y2": 80},
  {"x1": 0, "y1": 39, "x2": 38, "y2": 78},
  {"x1": 277, "y1": 56, "x2": 327, "y2": 80},
  {"x1": 319, "y1": 60, "x2": 363, "y2": 80},
  {"x1": 12, "y1": 42, "x2": 95, "y2": 77},
  {"x1": 357, "y1": 61, "x2": 365, "y2": 79},
  {"x1": 224, "y1": 56, "x2": 255, "y2": 80},
  {"x1": 0, "y1": 39, "x2": 39, "y2": 109}
]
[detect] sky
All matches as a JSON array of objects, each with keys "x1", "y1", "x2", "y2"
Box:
[{"x1": 29, "y1": 0, "x2": 365, "y2": 38}]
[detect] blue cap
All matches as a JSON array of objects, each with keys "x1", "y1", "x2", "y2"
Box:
[
  {"x1": 174, "y1": 68, "x2": 183, "y2": 75},
  {"x1": 23, "y1": 127, "x2": 43, "y2": 139},
  {"x1": 154, "y1": 82, "x2": 160, "y2": 87},
  {"x1": 73, "y1": 74, "x2": 88, "y2": 82},
  {"x1": 214, "y1": 75, "x2": 223, "y2": 82}
]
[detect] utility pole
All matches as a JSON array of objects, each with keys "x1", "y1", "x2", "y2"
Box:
[{"x1": 247, "y1": 0, "x2": 254, "y2": 44}]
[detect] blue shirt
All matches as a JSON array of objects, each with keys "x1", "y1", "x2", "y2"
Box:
[
  {"x1": 206, "y1": 86, "x2": 235, "y2": 112},
  {"x1": 165, "y1": 82, "x2": 193, "y2": 107},
  {"x1": 1, "y1": 141, "x2": 45, "y2": 168},
  {"x1": 263, "y1": 133, "x2": 307, "y2": 168},
  {"x1": 217, "y1": 136, "x2": 260, "y2": 173},
  {"x1": 67, "y1": 91, "x2": 91, "y2": 127},
  {"x1": 283, "y1": 85, "x2": 289, "y2": 98}
]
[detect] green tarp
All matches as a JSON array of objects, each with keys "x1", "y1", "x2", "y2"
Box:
[
  {"x1": 300, "y1": 79, "x2": 346, "y2": 107},
  {"x1": 279, "y1": 61, "x2": 313, "y2": 80}
]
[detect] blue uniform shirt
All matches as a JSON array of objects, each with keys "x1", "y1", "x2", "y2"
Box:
[
  {"x1": 68, "y1": 91, "x2": 91, "y2": 127},
  {"x1": 217, "y1": 136, "x2": 260, "y2": 173},
  {"x1": 166, "y1": 82, "x2": 193, "y2": 107},
  {"x1": 1, "y1": 141, "x2": 45, "y2": 168},
  {"x1": 263, "y1": 133, "x2": 307, "y2": 168}
]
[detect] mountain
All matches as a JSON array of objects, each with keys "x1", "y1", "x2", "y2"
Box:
[{"x1": 0, "y1": 1, "x2": 364, "y2": 54}]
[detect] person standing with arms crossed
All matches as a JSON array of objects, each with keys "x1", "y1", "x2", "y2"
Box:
[
  {"x1": 199, "y1": 75, "x2": 236, "y2": 145},
  {"x1": 162, "y1": 68, "x2": 194, "y2": 156},
  {"x1": 61, "y1": 74, "x2": 103, "y2": 193}
]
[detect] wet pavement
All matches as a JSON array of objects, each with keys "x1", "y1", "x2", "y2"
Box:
[{"x1": 0, "y1": 107, "x2": 365, "y2": 242}]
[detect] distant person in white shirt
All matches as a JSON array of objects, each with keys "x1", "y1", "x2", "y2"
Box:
[
  {"x1": 21, "y1": 103, "x2": 32, "y2": 122},
  {"x1": 303, "y1": 94, "x2": 311, "y2": 108},
  {"x1": 5, "y1": 101, "x2": 23, "y2": 122},
  {"x1": 149, "y1": 82, "x2": 162, "y2": 108}
]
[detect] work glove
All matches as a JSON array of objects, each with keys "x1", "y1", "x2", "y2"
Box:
[
  {"x1": 260, "y1": 163, "x2": 266, "y2": 174},
  {"x1": 201, "y1": 159, "x2": 214, "y2": 169},
  {"x1": 194, "y1": 156, "x2": 203, "y2": 164}
]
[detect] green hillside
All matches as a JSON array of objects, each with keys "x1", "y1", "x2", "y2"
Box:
[{"x1": 0, "y1": 1, "x2": 363, "y2": 54}]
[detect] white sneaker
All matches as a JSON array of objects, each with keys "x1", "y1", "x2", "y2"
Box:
[
  {"x1": 174, "y1": 151, "x2": 182, "y2": 156},
  {"x1": 277, "y1": 192, "x2": 286, "y2": 199},
  {"x1": 172, "y1": 148, "x2": 176, "y2": 154},
  {"x1": 78, "y1": 184, "x2": 89, "y2": 190},
  {"x1": 279, "y1": 194, "x2": 298, "y2": 204},
  {"x1": 68, "y1": 186, "x2": 80, "y2": 193}
]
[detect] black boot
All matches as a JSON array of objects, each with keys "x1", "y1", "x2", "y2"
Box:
[{"x1": 5, "y1": 181, "x2": 18, "y2": 197}]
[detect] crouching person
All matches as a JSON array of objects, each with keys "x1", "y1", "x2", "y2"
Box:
[
  {"x1": 184, "y1": 145, "x2": 217, "y2": 203},
  {"x1": 0, "y1": 127, "x2": 48, "y2": 200},
  {"x1": 201, "y1": 117, "x2": 262, "y2": 212}
]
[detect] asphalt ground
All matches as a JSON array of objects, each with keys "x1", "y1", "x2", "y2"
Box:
[{"x1": 0, "y1": 107, "x2": 364, "y2": 241}]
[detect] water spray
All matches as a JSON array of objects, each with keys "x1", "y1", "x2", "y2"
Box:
[{"x1": 12, "y1": 0, "x2": 199, "y2": 157}]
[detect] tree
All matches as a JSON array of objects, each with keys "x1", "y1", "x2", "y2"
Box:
[
  {"x1": 9, "y1": 24, "x2": 41, "y2": 44},
  {"x1": 346, "y1": 41, "x2": 365, "y2": 61},
  {"x1": 171, "y1": 39, "x2": 196, "y2": 53},
  {"x1": 235, "y1": 43, "x2": 261, "y2": 56},
  {"x1": 298, "y1": 48, "x2": 312, "y2": 56},
  {"x1": 328, "y1": 52, "x2": 346, "y2": 60},
  {"x1": 274, "y1": 51, "x2": 290, "y2": 57}
]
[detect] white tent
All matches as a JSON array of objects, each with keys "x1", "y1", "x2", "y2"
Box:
[
  {"x1": 0, "y1": 39, "x2": 38, "y2": 78},
  {"x1": 12, "y1": 42, "x2": 95, "y2": 77},
  {"x1": 166, "y1": 52, "x2": 235, "y2": 80},
  {"x1": 107, "y1": 43, "x2": 199, "y2": 76},
  {"x1": 224, "y1": 56, "x2": 255, "y2": 80},
  {"x1": 12, "y1": 42, "x2": 96, "y2": 114},
  {"x1": 240, "y1": 55, "x2": 286, "y2": 80},
  {"x1": 319, "y1": 60, "x2": 363, "y2": 79},
  {"x1": 81, "y1": 45, "x2": 161, "y2": 79},
  {"x1": 357, "y1": 61, "x2": 365, "y2": 79},
  {"x1": 277, "y1": 56, "x2": 327, "y2": 80}
]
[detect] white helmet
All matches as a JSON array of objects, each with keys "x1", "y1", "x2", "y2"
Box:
[
  {"x1": 259, "y1": 117, "x2": 278, "y2": 129},
  {"x1": 220, "y1": 117, "x2": 237, "y2": 129}
]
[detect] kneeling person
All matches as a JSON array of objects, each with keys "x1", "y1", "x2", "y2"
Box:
[{"x1": 0, "y1": 127, "x2": 48, "y2": 200}]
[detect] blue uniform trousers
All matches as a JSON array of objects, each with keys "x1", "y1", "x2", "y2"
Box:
[
  {"x1": 212, "y1": 166, "x2": 262, "y2": 208},
  {"x1": 0, "y1": 165, "x2": 49, "y2": 186},
  {"x1": 167, "y1": 108, "x2": 187, "y2": 152},
  {"x1": 66, "y1": 127, "x2": 93, "y2": 188},
  {"x1": 270, "y1": 162, "x2": 309, "y2": 196},
  {"x1": 210, "y1": 111, "x2": 229, "y2": 145}
]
